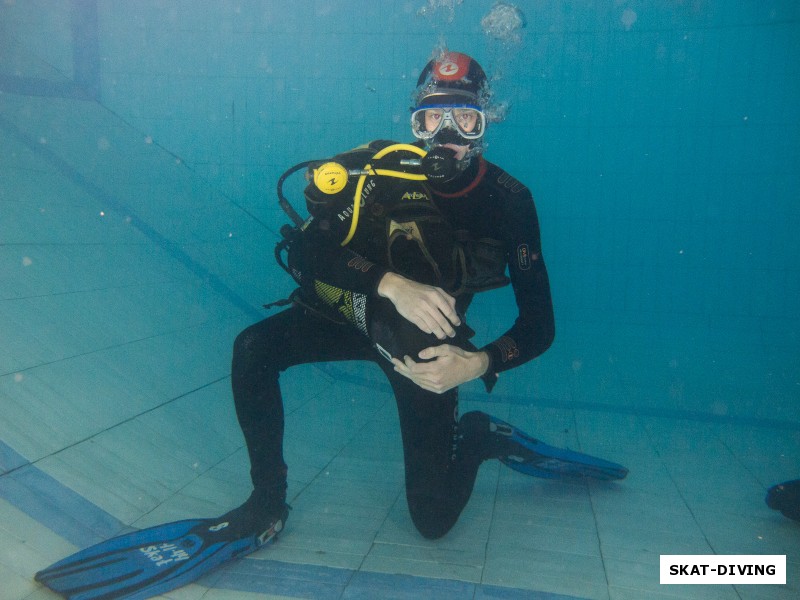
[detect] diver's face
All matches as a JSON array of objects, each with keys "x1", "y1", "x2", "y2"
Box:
[
  {"x1": 423, "y1": 108, "x2": 478, "y2": 134},
  {"x1": 424, "y1": 108, "x2": 472, "y2": 160}
]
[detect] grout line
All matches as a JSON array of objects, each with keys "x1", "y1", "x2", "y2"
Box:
[
  {"x1": 3, "y1": 375, "x2": 230, "y2": 480},
  {"x1": 0, "y1": 314, "x2": 237, "y2": 379},
  {"x1": 578, "y1": 408, "x2": 613, "y2": 600},
  {"x1": 0, "y1": 112, "x2": 272, "y2": 322}
]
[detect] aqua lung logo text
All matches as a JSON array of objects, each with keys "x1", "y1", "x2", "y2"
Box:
[
  {"x1": 337, "y1": 179, "x2": 376, "y2": 222},
  {"x1": 337, "y1": 205, "x2": 355, "y2": 222},
  {"x1": 361, "y1": 179, "x2": 377, "y2": 203}
]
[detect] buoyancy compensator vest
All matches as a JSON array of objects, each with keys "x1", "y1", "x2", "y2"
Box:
[
  {"x1": 276, "y1": 142, "x2": 465, "y2": 295},
  {"x1": 271, "y1": 141, "x2": 509, "y2": 327}
]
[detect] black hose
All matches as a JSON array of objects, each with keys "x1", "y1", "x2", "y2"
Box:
[{"x1": 276, "y1": 160, "x2": 319, "y2": 227}]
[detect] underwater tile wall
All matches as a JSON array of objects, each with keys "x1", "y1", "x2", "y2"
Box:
[{"x1": 3, "y1": 0, "x2": 799, "y2": 414}]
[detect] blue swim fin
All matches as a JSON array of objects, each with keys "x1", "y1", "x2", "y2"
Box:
[
  {"x1": 34, "y1": 510, "x2": 287, "y2": 600},
  {"x1": 490, "y1": 417, "x2": 628, "y2": 481}
]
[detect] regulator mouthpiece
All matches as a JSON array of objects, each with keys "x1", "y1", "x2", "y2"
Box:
[{"x1": 420, "y1": 146, "x2": 459, "y2": 182}]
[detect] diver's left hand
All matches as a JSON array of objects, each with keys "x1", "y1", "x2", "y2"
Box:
[{"x1": 391, "y1": 345, "x2": 490, "y2": 394}]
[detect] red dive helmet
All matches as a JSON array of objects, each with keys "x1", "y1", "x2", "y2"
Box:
[{"x1": 414, "y1": 51, "x2": 488, "y2": 108}]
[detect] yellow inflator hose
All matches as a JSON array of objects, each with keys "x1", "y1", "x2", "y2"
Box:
[{"x1": 340, "y1": 144, "x2": 427, "y2": 246}]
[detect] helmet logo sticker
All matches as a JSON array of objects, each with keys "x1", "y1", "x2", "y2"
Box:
[
  {"x1": 437, "y1": 60, "x2": 461, "y2": 78},
  {"x1": 433, "y1": 52, "x2": 472, "y2": 81}
]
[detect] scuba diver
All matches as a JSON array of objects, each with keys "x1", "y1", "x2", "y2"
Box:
[
  {"x1": 33, "y1": 52, "x2": 629, "y2": 600},
  {"x1": 223, "y1": 51, "x2": 624, "y2": 542}
]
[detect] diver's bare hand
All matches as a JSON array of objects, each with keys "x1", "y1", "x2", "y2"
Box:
[
  {"x1": 377, "y1": 272, "x2": 460, "y2": 339},
  {"x1": 391, "y1": 345, "x2": 490, "y2": 394}
]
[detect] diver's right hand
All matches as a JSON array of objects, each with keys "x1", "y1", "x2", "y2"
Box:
[{"x1": 377, "y1": 272, "x2": 460, "y2": 340}]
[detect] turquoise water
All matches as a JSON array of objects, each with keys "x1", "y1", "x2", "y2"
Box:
[{"x1": 1, "y1": 2, "x2": 798, "y2": 599}]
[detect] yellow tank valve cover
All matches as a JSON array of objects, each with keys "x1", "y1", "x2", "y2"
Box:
[{"x1": 313, "y1": 162, "x2": 349, "y2": 194}]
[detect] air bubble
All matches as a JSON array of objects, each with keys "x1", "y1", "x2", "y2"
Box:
[
  {"x1": 481, "y1": 2, "x2": 526, "y2": 45},
  {"x1": 417, "y1": 0, "x2": 463, "y2": 23}
]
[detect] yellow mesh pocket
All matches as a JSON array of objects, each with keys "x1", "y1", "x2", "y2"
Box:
[{"x1": 313, "y1": 280, "x2": 356, "y2": 325}]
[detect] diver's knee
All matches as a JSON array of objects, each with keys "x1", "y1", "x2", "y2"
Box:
[
  {"x1": 234, "y1": 320, "x2": 277, "y2": 357},
  {"x1": 234, "y1": 323, "x2": 258, "y2": 356},
  {"x1": 232, "y1": 321, "x2": 283, "y2": 375},
  {"x1": 410, "y1": 510, "x2": 456, "y2": 540},
  {"x1": 407, "y1": 495, "x2": 459, "y2": 540}
]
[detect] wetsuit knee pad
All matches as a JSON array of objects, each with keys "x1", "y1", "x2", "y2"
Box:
[
  {"x1": 405, "y1": 458, "x2": 478, "y2": 540},
  {"x1": 406, "y1": 494, "x2": 461, "y2": 540},
  {"x1": 233, "y1": 324, "x2": 273, "y2": 367},
  {"x1": 233, "y1": 310, "x2": 310, "y2": 376}
]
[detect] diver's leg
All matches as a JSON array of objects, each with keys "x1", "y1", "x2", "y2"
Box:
[
  {"x1": 363, "y1": 295, "x2": 497, "y2": 538},
  {"x1": 377, "y1": 360, "x2": 494, "y2": 540},
  {"x1": 386, "y1": 370, "x2": 464, "y2": 539},
  {"x1": 230, "y1": 304, "x2": 371, "y2": 526}
]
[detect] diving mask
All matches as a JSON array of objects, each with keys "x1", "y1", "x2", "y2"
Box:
[{"x1": 411, "y1": 105, "x2": 486, "y2": 141}]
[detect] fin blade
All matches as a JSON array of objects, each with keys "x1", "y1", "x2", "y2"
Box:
[
  {"x1": 492, "y1": 417, "x2": 629, "y2": 481},
  {"x1": 34, "y1": 518, "x2": 270, "y2": 600}
]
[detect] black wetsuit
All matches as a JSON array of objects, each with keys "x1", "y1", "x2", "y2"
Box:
[{"x1": 231, "y1": 143, "x2": 555, "y2": 539}]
